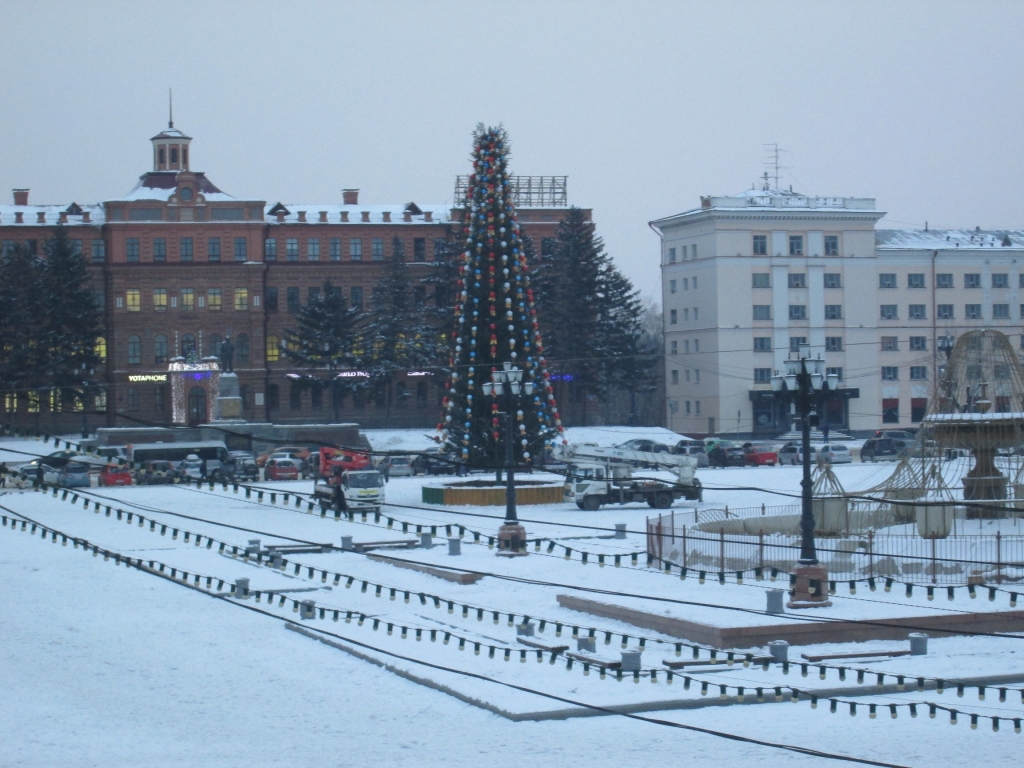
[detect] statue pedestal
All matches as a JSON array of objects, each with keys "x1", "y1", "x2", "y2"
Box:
[{"x1": 215, "y1": 373, "x2": 243, "y2": 420}]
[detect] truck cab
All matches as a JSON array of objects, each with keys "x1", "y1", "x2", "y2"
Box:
[{"x1": 318, "y1": 469, "x2": 386, "y2": 512}]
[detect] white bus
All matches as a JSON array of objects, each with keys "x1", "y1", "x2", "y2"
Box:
[{"x1": 127, "y1": 441, "x2": 228, "y2": 466}]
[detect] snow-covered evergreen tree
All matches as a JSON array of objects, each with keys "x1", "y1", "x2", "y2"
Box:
[
  {"x1": 0, "y1": 242, "x2": 47, "y2": 401},
  {"x1": 438, "y1": 126, "x2": 563, "y2": 468},
  {"x1": 283, "y1": 280, "x2": 362, "y2": 422}
]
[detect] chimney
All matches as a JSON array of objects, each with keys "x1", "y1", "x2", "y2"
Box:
[
  {"x1": 403, "y1": 211, "x2": 412, "y2": 222},
  {"x1": 15, "y1": 212, "x2": 23, "y2": 224},
  {"x1": 340, "y1": 211, "x2": 349, "y2": 223},
  {"x1": 59, "y1": 212, "x2": 68, "y2": 224},
  {"x1": 424, "y1": 211, "x2": 433, "y2": 222},
  {"x1": 382, "y1": 211, "x2": 391, "y2": 223},
  {"x1": 276, "y1": 212, "x2": 285, "y2": 223},
  {"x1": 37, "y1": 211, "x2": 46, "y2": 224},
  {"x1": 342, "y1": 189, "x2": 359, "y2": 205},
  {"x1": 82, "y1": 211, "x2": 91, "y2": 223},
  {"x1": 13, "y1": 189, "x2": 28, "y2": 206},
  {"x1": 319, "y1": 211, "x2": 328, "y2": 223},
  {"x1": 361, "y1": 211, "x2": 370, "y2": 223},
  {"x1": 297, "y1": 211, "x2": 307, "y2": 223}
]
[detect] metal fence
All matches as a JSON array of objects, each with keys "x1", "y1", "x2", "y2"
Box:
[{"x1": 646, "y1": 512, "x2": 1024, "y2": 585}]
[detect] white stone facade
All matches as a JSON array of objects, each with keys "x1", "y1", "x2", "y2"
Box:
[{"x1": 651, "y1": 189, "x2": 1024, "y2": 437}]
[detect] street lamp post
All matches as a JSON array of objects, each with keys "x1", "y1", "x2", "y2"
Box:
[
  {"x1": 770, "y1": 345, "x2": 839, "y2": 608},
  {"x1": 483, "y1": 362, "x2": 534, "y2": 556}
]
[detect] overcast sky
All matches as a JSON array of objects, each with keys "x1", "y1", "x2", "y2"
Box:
[{"x1": 2, "y1": 1, "x2": 1022, "y2": 302}]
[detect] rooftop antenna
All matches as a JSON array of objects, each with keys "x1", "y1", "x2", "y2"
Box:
[
  {"x1": 763, "y1": 143, "x2": 785, "y2": 191},
  {"x1": 168, "y1": 88, "x2": 174, "y2": 129}
]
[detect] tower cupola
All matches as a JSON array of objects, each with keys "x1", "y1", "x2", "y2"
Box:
[{"x1": 151, "y1": 94, "x2": 192, "y2": 172}]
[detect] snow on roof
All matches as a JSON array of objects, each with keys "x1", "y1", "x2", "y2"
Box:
[
  {"x1": 115, "y1": 171, "x2": 234, "y2": 202},
  {"x1": 265, "y1": 203, "x2": 451, "y2": 225},
  {"x1": 876, "y1": 228, "x2": 1024, "y2": 250},
  {"x1": 0, "y1": 203, "x2": 106, "y2": 226}
]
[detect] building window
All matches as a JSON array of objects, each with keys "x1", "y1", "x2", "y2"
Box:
[
  {"x1": 350, "y1": 238, "x2": 362, "y2": 260},
  {"x1": 690, "y1": 244, "x2": 697, "y2": 260},
  {"x1": 684, "y1": 369, "x2": 690, "y2": 383},
  {"x1": 330, "y1": 238, "x2": 342, "y2": 261},
  {"x1": 289, "y1": 383, "x2": 302, "y2": 410},
  {"x1": 154, "y1": 334, "x2": 168, "y2": 364},
  {"x1": 910, "y1": 366, "x2": 928, "y2": 380},
  {"x1": 937, "y1": 304, "x2": 954, "y2": 319},
  {"x1": 264, "y1": 238, "x2": 277, "y2": 261},
  {"x1": 351, "y1": 286, "x2": 363, "y2": 310},
  {"x1": 669, "y1": 340, "x2": 678, "y2": 355},
  {"x1": 670, "y1": 370, "x2": 679, "y2": 385},
  {"x1": 964, "y1": 273, "x2": 981, "y2": 289},
  {"x1": 825, "y1": 336, "x2": 843, "y2": 352},
  {"x1": 668, "y1": 247, "x2": 676, "y2": 263},
  {"x1": 826, "y1": 366, "x2": 843, "y2": 381},
  {"x1": 236, "y1": 333, "x2": 250, "y2": 363},
  {"x1": 881, "y1": 336, "x2": 899, "y2": 351},
  {"x1": 371, "y1": 238, "x2": 384, "y2": 260},
  {"x1": 286, "y1": 238, "x2": 299, "y2": 261},
  {"x1": 96, "y1": 337, "x2": 107, "y2": 360},
  {"x1": 392, "y1": 237, "x2": 405, "y2": 260},
  {"x1": 880, "y1": 304, "x2": 898, "y2": 320},
  {"x1": 153, "y1": 238, "x2": 166, "y2": 262},
  {"x1": 695, "y1": 400, "x2": 701, "y2": 415},
  {"x1": 967, "y1": 364, "x2": 982, "y2": 379},
  {"x1": 126, "y1": 289, "x2": 140, "y2": 312},
  {"x1": 910, "y1": 397, "x2": 927, "y2": 423},
  {"x1": 694, "y1": 339, "x2": 699, "y2": 352},
  {"x1": 127, "y1": 335, "x2": 141, "y2": 364},
  {"x1": 206, "y1": 237, "x2": 220, "y2": 262},
  {"x1": 308, "y1": 286, "x2": 321, "y2": 303},
  {"x1": 89, "y1": 239, "x2": 105, "y2": 263},
  {"x1": 936, "y1": 273, "x2": 953, "y2": 288},
  {"x1": 753, "y1": 337, "x2": 772, "y2": 352},
  {"x1": 266, "y1": 383, "x2": 280, "y2": 409},
  {"x1": 789, "y1": 305, "x2": 806, "y2": 320},
  {"x1": 234, "y1": 289, "x2": 249, "y2": 311},
  {"x1": 909, "y1": 304, "x2": 926, "y2": 320},
  {"x1": 788, "y1": 273, "x2": 806, "y2": 289},
  {"x1": 824, "y1": 235, "x2": 839, "y2": 256},
  {"x1": 153, "y1": 288, "x2": 168, "y2": 312},
  {"x1": 965, "y1": 304, "x2": 982, "y2": 319},
  {"x1": 881, "y1": 366, "x2": 899, "y2": 381},
  {"x1": 670, "y1": 280, "x2": 676, "y2": 294},
  {"x1": 266, "y1": 335, "x2": 280, "y2": 362},
  {"x1": 824, "y1": 305, "x2": 843, "y2": 320},
  {"x1": 752, "y1": 235, "x2": 767, "y2": 256},
  {"x1": 790, "y1": 336, "x2": 808, "y2": 352},
  {"x1": 909, "y1": 336, "x2": 927, "y2": 351},
  {"x1": 882, "y1": 398, "x2": 900, "y2": 423},
  {"x1": 127, "y1": 387, "x2": 139, "y2": 412},
  {"x1": 413, "y1": 238, "x2": 426, "y2": 262},
  {"x1": 753, "y1": 305, "x2": 771, "y2": 321},
  {"x1": 995, "y1": 364, "x2": 1010, "y2": 380},
  {"x1": 207, "y1": 288, "x2": 222, "y2": 311},
  {"x1": 175, "y1": 237, "x2": 192, "y2": 262},
  {"x1": 752, "y1": 272, "x2": 770, "y2": 288},
  {"x1": 287, "y1": 287, "x2": 300, "y2": 314},
  {"x1": 824, "y1": 273, "x2": 842, "y2": 288},
  {"x1": 208, "y1": 333, "x2": 223, "y2": 358},
  {"x1": 693, "y1": 307, "x2": 698, "y2": 322},
  {"x1": 754, "y1": 368, "x2": 772, "y2": 383},
  {"x1": 993, "y1": 303, "x2": 1010, "y2": 319},
  {"x1": 685, "y1": 401, "x2": 690, "y2": 415},
  {"x1": 265, "y1": 287, "x2": 278, "y2": 313},
  {"x1": 879, "y1": 273, "x2": 897, "y2": 289},
  {"x1": 126, "y1": 238, "x2": 140, "y2": 262},
  {"x1": 181, "y1": 288, "x2": 194, "y2": 311},
  {"x1": 683, "y1": 278, "x2": 689, "y2": 290},
  {"x1": 234, "y1": 238, "x2": 247, "y2": 261},
  {"x1": 307, "y1": 238, "x2": 320, "y2": 261},
  {"x1": 669, "y1": 309, "x2": 677, "y2": 325},
  {"x1": 310, "y1": 386, "x2": 323, "y2": 410},
  {"x1": 788, "y1": 235, "x2": 803, "y2": 256},
  {"x1": 908, "y1": 273, "x2": 925, "y2": 288},
  {"x1": 181, "y1": 333, "x2": 196, "y2": 357},
  {"x1": 683, "y1": 309, "x2": 689, "y2": 321}
]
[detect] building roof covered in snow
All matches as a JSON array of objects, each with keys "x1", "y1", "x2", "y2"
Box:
[{"x1": 876, "y1": 228, "x2": 1024, "y2": 251}]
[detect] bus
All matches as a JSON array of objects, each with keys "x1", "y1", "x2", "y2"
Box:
[{"x1": 127, "y1": 441, "x2": 228, "y2": 466}]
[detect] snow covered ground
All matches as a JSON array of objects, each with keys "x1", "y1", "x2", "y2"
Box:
[{"x1": 2, "y1": 434, "x2": 1024, "y2": 766}]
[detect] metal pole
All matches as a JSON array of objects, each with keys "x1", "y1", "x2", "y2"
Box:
[
  {"x1": 798, "y1": 358, "x2": 818, "y2": 565},
  {"x1": 503, "y1": 409, "x2": 516, "y2": 524}
]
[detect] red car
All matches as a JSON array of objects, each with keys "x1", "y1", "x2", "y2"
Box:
[
  {"x1": 744, "y1": 444, "x2": 778, "y2": 466},
  {"x1": 265, "y1": 458, "x2": 300, "y2": 481},
  {"x1": 99, "y1": 464, "x2": 133, "y2": 486}
]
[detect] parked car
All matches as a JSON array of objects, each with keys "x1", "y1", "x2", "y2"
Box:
[
  {"x1": 724, "y1": 447, "x2": 748, "y2": 466},
  {"x1": 673, "y1": 443, "x2": 709, "y2": 467},
  {"x1": 176, "y1": 454, "x2": 222, "y2": 480},
  {"x1": 412, "y1": 450, "x2": 458, "y2": 475},
  {"x1": 215, "y1": 455, "x2": 260, "y2": 483},
  {"x1": 57, "y1": 462, "x2": 92, "y2": 488},
  {"x1": 135, "y1": 460, "x2": 180, "y2": 485},
  {"x1": 100, "y1": 464, "x2": 133, "y2": 486},
  {"x1": 617, "y1": 439, "x2": 672, "y2": 454},
  {"x1": 378, "y1": 455, "x2": 415, "y2": 478},
  {"x1": 818, "y1": 444, "x2": 852, "y2": 464},
  {"x1": 860, "y1": 438, "x2": 908, "y2": 462},
  {"x1": 744, "y1": 444, "x2": 778, "y2": 466},
  {"x1": 256, "y1": 446, "x2": 312, "y2": 467},
  {"x1": 778, "y1": 444, "x2": 817, "y2": 466},
  {"x1": 265, "y1": 458, "x2": 301, "y2": 481},
  {"x1": 266, "y1": 451, "x2": 310, "y2": 478},
  {"x1": 874, "y1": 430, "x2": 915, "y2": 441}
]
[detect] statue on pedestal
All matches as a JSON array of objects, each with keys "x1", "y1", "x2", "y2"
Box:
[{"x1": 219, "y1": 335, "x2": 235, "y2": 373}]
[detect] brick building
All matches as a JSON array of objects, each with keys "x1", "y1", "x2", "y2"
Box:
[{"x1": 0, "y1": 119, "x2": 581, "y2": 433}]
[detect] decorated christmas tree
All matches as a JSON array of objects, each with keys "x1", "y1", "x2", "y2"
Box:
[{"x1": 438, "y1": 126, "x2": 563, "y2": 469}]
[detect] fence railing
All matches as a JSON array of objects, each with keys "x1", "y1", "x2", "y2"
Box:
[{"x1": 646, "y1": 513, "x2": 1024, "y2": 585}]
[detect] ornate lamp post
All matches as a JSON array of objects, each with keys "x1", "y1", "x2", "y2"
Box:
[
  {"x1": 483, "y1": 362, "x2": 534, "y2": 556},
  {"x1": 770, "y1": 345, "x2": 839, "y2": 608}
]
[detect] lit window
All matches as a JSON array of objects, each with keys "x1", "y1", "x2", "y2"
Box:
[
  {"x1": 95, "y1": 337, "x2": 107, "y2": 360},
  {"x1": 153, "y1": 288, "x2": 168, "y2": 312},
  {"x1": 266, "y1": 335, "x2": 280, "y2": 362},
  {"x1": 181, "y1": 288, "x2": 194, "y2": 311},
  {"x1": 208, "y1": 288, "x2": 222, "y2": 311},
  {"x1": 126, "y1": 289, "x2": 140, "y2": 312},
  {"x1": 234, "y1": 289, "x2": 249, "y2": 311}
]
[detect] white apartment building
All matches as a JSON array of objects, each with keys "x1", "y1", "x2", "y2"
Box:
[{"x1": 651, "y1": 188, "x2": 1024, "y2": 438}]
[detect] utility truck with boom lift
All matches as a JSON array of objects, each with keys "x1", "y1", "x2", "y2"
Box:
[{"x1": 555, "y1": 443, "x2": 702, "y2": 510}]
